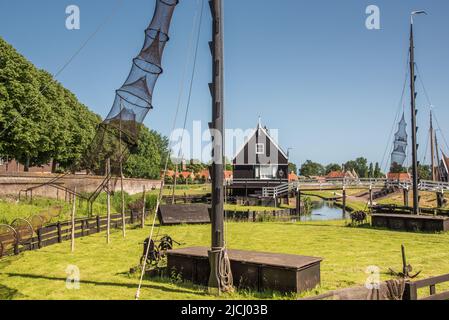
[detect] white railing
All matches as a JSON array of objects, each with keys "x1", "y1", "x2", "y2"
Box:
[{"x1": 261, "y1": 178, "x2": 449, "y2": 198}]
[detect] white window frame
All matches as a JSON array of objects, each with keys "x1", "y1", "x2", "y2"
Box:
[{"x1": 255, "y1": 143, "x2": 265, "y2": 155}]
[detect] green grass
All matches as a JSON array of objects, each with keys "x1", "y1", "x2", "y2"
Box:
[
  {"x1": 0, "y1": 198, "x2": 73, "y2": 225},
  {"x1": 1, "y1": 219, "x2": 449, "y2": 300}
]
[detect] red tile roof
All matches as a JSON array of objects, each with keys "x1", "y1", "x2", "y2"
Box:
[
  {"x1": 289, "y1": 172, "x2": 299, "y2": 182},
  {"x1": 326, "y1": 171, "x2": 346, "y2": 179},
  {"x1": 387, "y1": 172, "x2": 411, "y2": 181},
  {"x1": 224, "y1": 170, "x2": 233, "y2": 180}
]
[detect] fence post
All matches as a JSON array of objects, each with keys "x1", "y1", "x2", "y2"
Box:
[
  {"x1": 71, "y1": 188, "x2": 76, "y2": 253},
  {"x1": 96, "y1": 215, "x2": 101, "y2": 233},
  {"x1": 141, "y1": 186, "x2": 146, "y2": 228},
  {"x1": 57, "y1": 222, "x2": 62, "y2": 243},
  {"x1": 403, "y1": 282, "x2": 418, "y2": 300},
  {"x1": 14, "y1": 238, "x2": 19, "y2": 255},
  {"x1": 37, "y1": 228, "x2": 42, "y2": 249}
]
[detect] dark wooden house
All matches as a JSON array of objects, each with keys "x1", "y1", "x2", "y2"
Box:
[{"x1": 231, "y1": 121, "x2": 289, "y2": 197}]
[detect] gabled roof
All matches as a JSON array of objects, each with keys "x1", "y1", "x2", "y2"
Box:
[
  {"x1": 232, "y1": 120, "x2": 289, "y2": 162},
  {"x1": 387, "y1": 172, "x2": 411, "y2": 181}
]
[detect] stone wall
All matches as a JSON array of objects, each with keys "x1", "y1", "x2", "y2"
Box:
[{"x1": 0, "y1": 173, "x2": 161, "y2": 199}]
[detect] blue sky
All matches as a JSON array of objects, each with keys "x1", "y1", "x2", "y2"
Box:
[{"x1": 1, "y1": 0, "x2": 448, "y2": 171}]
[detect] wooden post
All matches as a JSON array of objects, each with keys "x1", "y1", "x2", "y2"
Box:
[
  {"x1": 403, "y1": 188, "x2": 410, "y2": 207},
  {"x1": 142, "y1": 186, "x2": 146, "y2": 228},
  {"x1": 437, "y1": 191, "x2": 444, "y2": 208},
  {"x1": 106, "y1": 159, "x2": 111, "y2": 245},
  {"x1": 369, "y1": 185, "x2": 373, "y2": 208},
  {"x1": 57, "y1": 222, "x2": 62, "y2": 243},
  {"x1": 120, "y1": 171, "x2": 126, "y2": 238},
  {"x1": 296, "y1": 189, "x2": 301, "y2": 215},
  {"x1": 37, "y1": 228, "x2": 42, "y2": 249},
  {"x1": 342, "y1": 186, "x2": 347, "y2": 216},
  {"x1": 71, "y1": 188, "x2": 76, "y2": 253},
  {"x1": 96, "y1": 215, "x2": 101, "y2": 233}
]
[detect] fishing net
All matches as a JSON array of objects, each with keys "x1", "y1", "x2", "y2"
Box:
[
  {"x1": 391, "y1": 113, "x2": 408, "y2": 169},
  {"x1": 84, "y1": 0, "x2": 178, "y2": 176},
  {"x1": 29, "y1": 215, "x2": 45, "y2": 231},
  {"x1": 10, "y1": 219, "x2": 34, "y2": 244},
  {"x1": 0, "y1": 224, "x2": 17, "y2": 257}
]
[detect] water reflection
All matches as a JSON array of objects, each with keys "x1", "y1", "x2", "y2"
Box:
[{"x1": 300, "y1": 200, "x2": 347, "y2": 222}]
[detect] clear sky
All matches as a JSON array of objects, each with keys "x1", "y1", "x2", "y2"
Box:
[{"x1": 1, "y1": 0, "x2": 448, "y2": 171}]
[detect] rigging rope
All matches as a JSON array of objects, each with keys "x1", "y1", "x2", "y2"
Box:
[
  {"x1": 380, "y1": 55, "x2": 409, "y2": 173},
  {"x1": 135, "y1": 0, "x2": 204, "y2": 300}
]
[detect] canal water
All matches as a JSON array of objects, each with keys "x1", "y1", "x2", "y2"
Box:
[{"x1": 300, "y1": 200, "x2": 347, "y2": 222}]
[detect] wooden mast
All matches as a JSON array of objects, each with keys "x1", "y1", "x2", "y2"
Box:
[
  {"x1": 409, "y1": 12, "x2": 425, "y2": 215},
  {"x1": 208, "y1": 0, "x2": 228, "y2": 293},
  {"x1": 430, "y1": 111, "x2": 436, "y2": 181}
]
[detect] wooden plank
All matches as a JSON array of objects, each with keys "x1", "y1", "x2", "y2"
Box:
[
  {"x1": 421, "y1": 291, "x2": 449, "y2": 301},
  {"x1": 412, "y1": 274, "x2": 449, "y2": 289}
]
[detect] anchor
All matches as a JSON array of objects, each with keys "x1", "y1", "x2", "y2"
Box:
[{"x1": 388, "y1": 244, "x2": 421, "y2": 279}]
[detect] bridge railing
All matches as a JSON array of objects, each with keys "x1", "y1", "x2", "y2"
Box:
[{"x1": 262, "y1": 178, "x2": 449, "y2": 199}]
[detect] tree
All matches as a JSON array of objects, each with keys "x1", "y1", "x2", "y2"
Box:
[
  {"x1": 368, "y1": 163, "x2": 374, "y2": 178},
  {"x1": 0, "y1": 37, "x2": 99, "y2": 171},
  {"x1": 288, "y1": 162, "x2": 298, "y2": 174},
  {"x1": 417, "y1": 164, "x2": 432, "y2": 181},
  {"x1": 345, "y1": 157, "x2": 369, "y2": 178},
  {"x1": 124, "y1": 126, "x2": 169, "y2": 179},
  {"x1": 374, "y1": 162, "x2": 382, "y2": 178},
  {"x1": 325, "y1": 163, "x2": 341, "y2": 175},
  {"x1": 300, "y1": 160, "x2": 325, "y2": 177}
]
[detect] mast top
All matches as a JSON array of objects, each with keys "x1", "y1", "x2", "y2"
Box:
[{"x1": 411, "y1": 10, "x2": 427, "y2": 24}]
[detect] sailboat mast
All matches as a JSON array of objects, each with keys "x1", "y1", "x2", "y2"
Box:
[
  {"x1": 430, "y1": 111, "x2": 436, "y2": 181},
  {"x1": 409, "y1": 19, "x2": 420, "y2": 215},
  {"x1": 208, "y1": 0, "x2": 226, "y2": 292},
  {"x1": 435, "y1": 135, "x2": 442, "y2": 181}
]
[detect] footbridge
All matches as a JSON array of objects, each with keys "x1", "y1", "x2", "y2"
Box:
[{"x1": 262, "y1": 178, "x2": 449, "y2": 198}]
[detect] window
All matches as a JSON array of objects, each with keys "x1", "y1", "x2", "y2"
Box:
[
  {"x1": 255, "y1": 143, "x2": 265, "y2": 155},
  {"x1": 257, "y1": 165, "x2": 278, "y2": 180}
]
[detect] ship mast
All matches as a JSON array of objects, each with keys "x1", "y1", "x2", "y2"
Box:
[
  {"x1": 430, "y1": 111, "x2": 436, "y2": 181},
  {"x1": 409, "y1": 11, "x2": 427, "y2": 215},
  {"x1": 208, "y1": 0, "x2": 229, "y2": 293}
]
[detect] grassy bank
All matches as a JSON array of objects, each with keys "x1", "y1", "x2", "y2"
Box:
[{"x1": 1, "y1": 219, "x2": 449, "y2": 300}]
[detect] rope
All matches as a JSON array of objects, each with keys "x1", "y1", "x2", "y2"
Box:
[
  {"x1": 0, "y1": 0, "x2": 124, "y2": 137},
  {"x1": 135, "y1": 0, "x2": 204, "y2": 300}
]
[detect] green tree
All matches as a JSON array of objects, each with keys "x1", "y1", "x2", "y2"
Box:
[
  {"x1": 368, "y1": 163, "x2": 374, "y2": 178},
  {"x1": 288, "y1": 162, "x2": 298, "y2": 174},
  {"x1": 124, "y1": 126, "x2": 169, "y2": 179},
  {"x1": 300, "y1": 160, "x2": 325, "y2": 177},
  {"x1": 417, "y1": 164, "x2": 432, "y2": 181},
  {"x1": 325, "y1": 163, "x2": 341, "y2": 175},
  {"x1": 374, "y1": 162, "x2": 382, "y2": 178},
  {"x1": 345, "y1": 157, "x2": 369, "y2": 178}
]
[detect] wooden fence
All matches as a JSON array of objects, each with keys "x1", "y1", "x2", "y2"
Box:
[
  {"x1": 0, "y1": 210, "x2": 147, "y2": 259},
  {"x1": 404, "y1": 273, "x2": 449, "y2": 300}
]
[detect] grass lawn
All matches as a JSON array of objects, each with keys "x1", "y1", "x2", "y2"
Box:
[{"x1": 1, "y1": 219, "x2": 449, "y2": 300}]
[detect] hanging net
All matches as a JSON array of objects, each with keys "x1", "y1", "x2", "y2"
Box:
[
  {"x1": 391, "y1": 113, "x2": 408, "y2": 170},
  {"x1": 83, "y1": 0, "x2": 179, "y2": 176}
]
